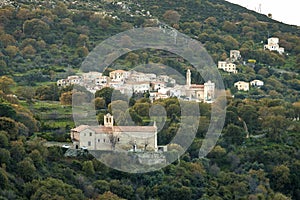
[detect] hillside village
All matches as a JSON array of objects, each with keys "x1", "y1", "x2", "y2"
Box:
[
  {"x1": 58, "y1": 41, "x2": 280, "y2": 100},
  {"x1": 64, "y1": 45, "x2": 270, "y2": 153},
  {"x1": 57, "y1": 68, "x2": 215, "y2": 103}
]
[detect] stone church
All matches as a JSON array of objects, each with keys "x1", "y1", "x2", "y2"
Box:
[
  {"x1": 181, "y1": 69, "x2": 215, "y2": 102},
  {"x1": 71, "y1": 114, "x2": 158, "y2": 151}
]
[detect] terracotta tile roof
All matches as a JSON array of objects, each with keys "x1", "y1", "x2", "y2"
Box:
[
  {"x1": 190, "y1": 84, "x2": 204, "y2": 88},
  {"x1": 113, "y1": 126, "x2": 156, "y2": 132},
  {"x1": 90, "y1": 126, "x2": 113, "y2": 133},
  {"x1": 111, "y1": 70, "x2": 126, "y2": 73},
  {"x1": 71, "y1": 125, "x2": 90, "y2": 132},
  {"x1": 125, "y1": 81, "x2": 150, "y2": 85},
  {"x1": 72, "y1": 125, "x2": 156, "y2": 134}
]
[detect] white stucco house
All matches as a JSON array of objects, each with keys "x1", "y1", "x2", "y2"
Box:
[
  {"x1": 264, "y1": 37, "x2": 285, "y2": 55},
  {"x1": 157, "y1": 75, "x2": 176, "y2": 86},
  {"x1": 250, "y1": 80, "x2": 264, "y2": 87},
  {"x1": 82, "y1": 72, "x2": 102, "y2": 82},
  {"x1": 127, "y1": 71, "x2": 156, "y2": 82},
  {"x1": 57, "y1": 75, "x2": 82, "y2": 87},
  {"x1": 149, "y1": 92, "x2": 169, "y2": 101},
  {"x1": 125, "y1": 81, "x2": 151, "y2": 94},
  {"x1": 95, "y1": 76, "x2": 110, "y2": 86},
  {"x1": 218, "y1": 61, "x2": 238, "y2": 73},
  {"x1": 234, "y1": 81, "x2": 250, "y2": 91},
  {"x1": 109, "y1": 70, "x2": 129, "y2": 82},
  {"x1": 230, "y1": 50, "x2": 241, "y2": 62},
  {"x1": 151, "y1": 81, "x2": 166, "y2": 91},
  {"x1": 109, "y1": 81, "x2": 124, "y2": 89}
]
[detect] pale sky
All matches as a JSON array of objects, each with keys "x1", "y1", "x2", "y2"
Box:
[{"x1": 226, "y1": 0, "x2": 300, "y2": 26}]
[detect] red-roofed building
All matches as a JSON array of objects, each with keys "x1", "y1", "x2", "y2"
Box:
[
  {"x1": 183, "y1": 69, "x2": 215, "y2": 102},
  {"x1": 71, "y1": 113, "x2": 158, "y2": 151}
]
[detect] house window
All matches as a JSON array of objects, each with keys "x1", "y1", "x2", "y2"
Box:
[
  {"x1": 90, "y1": 132, "x2": 92, "y2": 136},
  {"x1": 104, "y1": 139, "x2": 106, "y2": 143},
  {"x1": 117, "y1": 138, "x2": 120, "y2": 142},
  {"x1": 88, "y1": 141, "x2": 91, "y2": 146},
  {"x1": 98, "y1": 139, "x2": 100, "y2": 142}
]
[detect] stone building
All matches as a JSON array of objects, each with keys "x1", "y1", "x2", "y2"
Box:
[
  {"x1": 71, "y1": 114, "x2": 158, "y2": 151},
  {"x1": 182, "y1": 69, "x2": 215, "y2": 102}
]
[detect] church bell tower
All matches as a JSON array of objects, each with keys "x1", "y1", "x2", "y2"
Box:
[
  {"x1": 186, "y1": 69, "x2": 191, "y2": 87},
  {"x1": 104, "y1": 113, "x2": 114, "y2": 127}
]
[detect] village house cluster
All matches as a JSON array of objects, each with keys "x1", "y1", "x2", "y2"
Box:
[
  {"x1": 234, "y1": 80, "x2": 264, "y2": 91},
  {"x1": 59, "y1": 36, "x2": 284, "y2": 100},
  {"x1": 57, "y1": 69, "x2": 215, "y2": 103},
  {"x1": 217, "y1": 50, "x2": 241, "y2": 74},
  {"x1": 216, "y1": 49, "x2": 267, "y2": 92}
]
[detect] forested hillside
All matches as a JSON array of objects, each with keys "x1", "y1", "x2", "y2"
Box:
[{"x1": 0, "y1": 0, "x2": 299, "y2": 199}]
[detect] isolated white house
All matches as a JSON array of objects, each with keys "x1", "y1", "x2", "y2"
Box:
[
  {"x1": 230, "y1": 50, "x2": 241, "y2": 62},
  {"x1": 250, "y1": 80, "x2": 264, "y2": 87},
  {"x1": 234, "y1": 81, "x2": 250, "y2": 91},
  {"x1": 264, "y1": 37, "x2": 285, "y2": 54}
]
